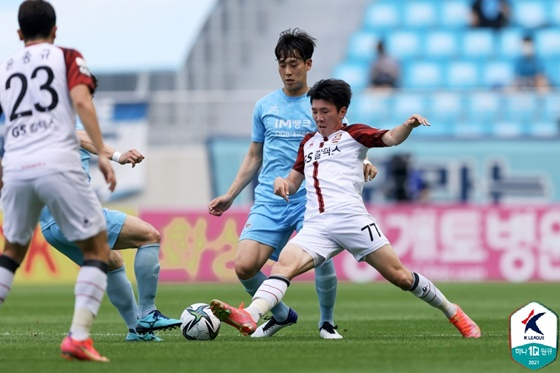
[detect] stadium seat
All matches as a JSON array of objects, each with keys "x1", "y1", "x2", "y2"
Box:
[
  {"x1": 332, "y1": 61, "x2": 370, "y2": 91},
  {"x1": 349, "y1": 92, "x2": 393, "y2": 126},
  {"x1": 502, "y1": 92, "x2": 539, "y2": 125},
  {"x1": 498, "y1": 28, "x2": 524, "y2": 59},
  {"x1": 427, "y1": 92, "x2": 462, "y2": 136},
  {"x1": 403, "y1": 60, "x2": 444, "y2": 89},
  {"x1": 553, "y1": 1, "x2": 560, "y2": 26},
  {"x1": 542, "y1": 93, "x2": 560, "y2": 123},
  {"x1": 424, "y1": 31, "x2": 459, "y2": 59},
  {"x1": 363, "y1": 1, "x2": 400, "y2": 30},
  {"x1": 386, "y1": 31, "x2": 422, "y2": 60},
  {"x1": 392, "y1": 93, "x2": 427, "y2": 122},
  {"x1": 404, "y1": 0, "x2": 438, "y2": 28},
  {"x1": 529, "y1": 121, "x2": 560, "y2": 138},
  {"x1": 446, "y1": 61, "x2": 480, "y2": 89},
  {"x1": 491, "y1": 121, "x2": 526, "y2": 138},
  {"x1": 513, "y1": 0, "x2": 549, "y2": 29},
  {"x1": 460, "y1": 30, "x2": 495, "y2": 59},
  {"x1": 543, "y1": 58, "x2": 560, "y2": 87},
  {"x1": 465, "y1": 92, "x2": 502, "y2": 125},
  {"x1": 346, "y1": 31, "x2": 379, "y2": 62},
  {"x1": 535, "y1": 29, "x2": 560, "y2": 58},
  {"x1": 440, "y1": 0, "x2": 471, "y2": 28},
  {"x1": 483, "y1": 60, "x2": 514, "y2": 89}
]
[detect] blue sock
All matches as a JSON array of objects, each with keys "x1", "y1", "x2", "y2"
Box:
[
  {"x1": 240, "y1": 271, "x2": 290, "y2": 322},
  {"x1": 135, "y1": 244, "x2": 160, "y2": 318},
  {"x1": 315, "y1": 259, "x2": 337, "y2": 328},
  {"x1": 106, "y1": 266, "x2": 138, "y2": 331}
]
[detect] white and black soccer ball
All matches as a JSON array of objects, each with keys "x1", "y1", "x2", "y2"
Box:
[{"x1": 180, "y1": 303, "x2": 220, "y2": 340}]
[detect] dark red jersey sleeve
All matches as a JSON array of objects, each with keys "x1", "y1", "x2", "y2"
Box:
[
  {"x1": 293, "y1": 132, "x2": 316, "y2": 174},
  {"x1": 345, "y1": 124, "x2": 389, "y2": 148},
  {"x1": 61, "y1": 47, "x2": 95, "y2": 93}
]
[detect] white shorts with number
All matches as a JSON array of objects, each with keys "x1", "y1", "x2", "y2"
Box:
[
  {"x1": 2, "y1": 170, "x2": 106, "y2": 245},
  {"x1": 289, "y1": 211, "x2": 390, "y2": 266}
]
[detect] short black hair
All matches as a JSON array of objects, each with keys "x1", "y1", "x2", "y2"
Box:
[
  {"x1": 18, "y1": 0, "x2": 56, "y2": 41},
  {"x1": 275, "y1": 28, "x2": 316, "y2": 62},
  {"x1": 307, "y1": 79, "x2": 352, "y2": 111}
]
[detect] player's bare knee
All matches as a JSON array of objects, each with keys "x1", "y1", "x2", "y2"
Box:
[
  {"x1": 391, "y1": 271, "x2": 414, "y2": 290},
  {"x1": 141, "y1": 224, "x2": 160, "y2": 246},
  {"x1": 107, "y1": 251, "x2": 124, "y2": 270},
  {"x1": 235, "y1": 261, "x2": 258, "y2": 280}
]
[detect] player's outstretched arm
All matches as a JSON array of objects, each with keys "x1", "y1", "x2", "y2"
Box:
[
  {"x1": 71, "y1": 84, "x2": 116, "y2": 191},
  {"x1": 382, "y1": 114, "x2": 430, "y2": 147},
  {"x1": 273, "y1": 170, "x2": 304, "y2": 202},
  {"x1": 208, "y1": 141, "x2": 264, "y2": 216},
  {"x1": 76, "y1": 130, "x2": 145, "y2": 168}
]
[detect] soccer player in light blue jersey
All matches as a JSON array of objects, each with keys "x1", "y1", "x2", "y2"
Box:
[
  {"x1": 39, "y1": 78, "x2": 180, "y2": 342},
  {"x1": 208, "y1": 28, "x2": 377, "y2": 339}
]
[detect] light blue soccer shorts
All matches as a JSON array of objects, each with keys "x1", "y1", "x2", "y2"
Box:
[
  {"x1": 41, "y1": 208, "x2": 127, "y2": 265},
  {"x1": 239, "y1": 202, "x2": 306, "y2": 261}
]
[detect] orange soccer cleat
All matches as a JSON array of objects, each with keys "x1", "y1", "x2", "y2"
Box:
[
  {"x1": 449, "y1": 305, "x2": 481, "y2": 338},
  {"x1": 210, "y1": 299, "x2": 256, "y2": 336},
  {"x1": 60, "y1": 336, "x2": 109, "y2": 362}
]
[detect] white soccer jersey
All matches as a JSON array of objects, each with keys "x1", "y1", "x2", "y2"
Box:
[
  {"x1": 293, "y1": 124, "x2": 389, "y2": 220},
  {"x1": 0, "y1": 43, "x2": 95, "y2": 180}
]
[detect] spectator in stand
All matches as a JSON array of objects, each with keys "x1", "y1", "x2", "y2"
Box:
[
  {"x1": 369, "y1": 40, "x2": 399, "y2": 90},
  {"x1": 513, "y1": 35, "x2": 550, "y2": 93},
  {"x1": 470, "y1": 0, "x2": 510, "y2": 30}
]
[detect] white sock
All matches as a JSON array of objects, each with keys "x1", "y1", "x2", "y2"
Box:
[
  {"x1": 70, "y1": 265, "x2": 107, "y2": 340},
  {"x1": 0, "y1": 267, "x2": 15, "y2": 307},
  {"x1": 247, "y1": 277, "x2": 289, "y2": 322},
  {"x1": 409, "y1": 272, "x2": 457, "y2": 318}
]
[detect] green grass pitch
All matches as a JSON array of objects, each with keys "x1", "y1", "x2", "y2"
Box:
[{"x1": 0, "y1": 282, "x2": 558, "y2": 373}]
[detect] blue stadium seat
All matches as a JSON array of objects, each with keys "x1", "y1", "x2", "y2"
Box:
[
  {"x1": 392, "y1": 93, "x2": 427, "y2": 122},
  {"x1": 460, "y1": 30, "x2": 495, "y2": 59},
  {"x1": 363, "y1": 1, "x2": 400, "y2": 30},
  {"x1": 424, "y1": 31, "x2": 459, "y2": 59},
  {"x1": 386, "y1": 31, "x2": 422, "y2": 60},
  {"x1": 502, "y1": 92, "x2": 539, "y2": 125},
  {"x1": 513, "y1": 0, "x2": 549, "y2": 29},
  {"x1": 332, "y1": 61, "x2": 369, "y2": 91},
  {"x1": 535, "y1": 29, "x2": 560, "y2": 58},
  {"x1": 528, "y1": 121, "x2": 560, "y2": 138},
  {"x1": 491, "y1": 121, "x2": 527, "y2": 138},
  {"x1": 440, "y1": 0, "x2": 471, "y2": 28},
  {"x1": 553, "y1": 2, "x2": 560, "y2": 26},
  {"x1": 483, "y1": 60, "x2": 514, "y2": 89},
  {"x1": 427, "y1": 92, "x2": 462, "y2": 136},
  {"x1": 543, "y1": 58, "x2": 560, "y2": 87},
  {"x1": 403, "y1": 60, "x2": 444, "y2": 89},
  {"x1": 349, "y1": 92, "x2": 393, "y2": 126},
  {"x1": 498, "y1": 28, "x2": 524, "y2": 59},
  {"x1": 446, "y1": 61, "x2": 480, "y2": 89},
  {"x1": 346, "y1": 31, "x2": 379, "y2": 62},
  {"x1": 542, "y1": 93, "x2": 560, "y2": 123},
  {"x1": 404, "y1": 0, "x2": 438, "y2": 28},
  {"x1": 465, "y1": 92, "x2": 502, "y2": 125}
]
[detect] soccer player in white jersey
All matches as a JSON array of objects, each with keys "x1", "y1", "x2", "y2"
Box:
[
  {"x1": 0, "y1": 0, "x2": 114, "y2": 362},
  {"x1": 210, "y1": 79, "x2": 482, "y2": 339},
  {"x1": 40, "y1": 115, "x2": 181, "y2": 342},
  {"x1": 208, "y1": 29, "x2": 377, "y2": 339}
]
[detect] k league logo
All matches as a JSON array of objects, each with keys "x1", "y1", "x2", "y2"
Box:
[{"x1": 510, "y1": 302, "x2": 558, "y2": 370}]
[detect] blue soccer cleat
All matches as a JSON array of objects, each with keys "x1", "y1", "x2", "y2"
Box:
[
  {"x1": 136, "y1": 310, "x2": 181, "y2": 334},
  {"x1": 125, "y1": 329, "x2": 163, "y2": 342}
]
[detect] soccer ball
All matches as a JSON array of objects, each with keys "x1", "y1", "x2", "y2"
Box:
[{"x1": 180, "y1": 303, "x2": 220, "y2": 340}]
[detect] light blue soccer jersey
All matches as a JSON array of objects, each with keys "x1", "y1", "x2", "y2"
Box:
[
  {"x1": 252, "y1": 89, "x2": 316, "y2": 205},
  {"x1": 39, "y1": 118, "x2": 91, "y2": 229}
]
